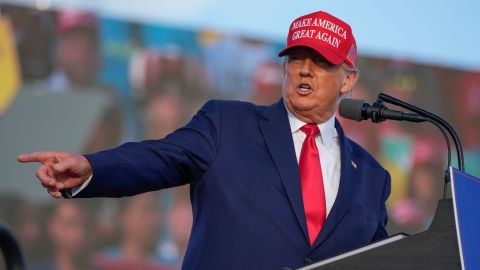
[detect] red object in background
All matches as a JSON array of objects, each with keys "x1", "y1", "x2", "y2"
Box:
[
  {"x1": 455, "y1": 72, "x2": 480, "y2": 147},
  {"x1": 57, "y1": 10, "x2": 97, "y2": 34},
  {"x1": 412, "y1": 135, "x2": 445, "y2": 167}
]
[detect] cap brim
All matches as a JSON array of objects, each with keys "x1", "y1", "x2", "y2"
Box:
[{"x1": 278, "y1": 43, "x2": 344, "y2": 66}]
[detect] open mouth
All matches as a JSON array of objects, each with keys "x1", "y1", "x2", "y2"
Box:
[{"x1": 296, "y1": 83, "x2": 313, "y2": 95}]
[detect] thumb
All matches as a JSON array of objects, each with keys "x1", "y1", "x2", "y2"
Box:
[{"x1": 52, "y1": 157, "x2": 77, "y2": 173}]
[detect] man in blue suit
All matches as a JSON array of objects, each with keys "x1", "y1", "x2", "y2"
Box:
[{"x1": 19, "y1": 11, "x2": 390, "y2": 269}]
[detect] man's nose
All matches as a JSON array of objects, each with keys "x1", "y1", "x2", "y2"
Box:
[{"x1": 300, "y1": 58, "x2": 314, "y2": 77}]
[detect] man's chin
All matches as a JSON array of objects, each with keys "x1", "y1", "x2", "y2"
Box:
[{"x1": 290, "y1": 99, "x2": 314, "y2": 112}]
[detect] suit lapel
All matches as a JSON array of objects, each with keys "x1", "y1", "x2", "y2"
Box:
[
  {"x1": 312, "y1": 119, "x2": 360, "y2": 249},
  {"x1": 258, "y1": 99, "x2": 309, "y2": 243},
  {"x1": 259, "y1": 103, "x2": 362, "y2": 249}
]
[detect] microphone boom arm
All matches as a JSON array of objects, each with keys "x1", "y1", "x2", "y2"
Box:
[{"x1": 377, "y1": 93, "x2": 464, "y2": 172}]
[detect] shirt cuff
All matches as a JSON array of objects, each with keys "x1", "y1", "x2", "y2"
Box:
[{"x1": 71, "y1": 174, "x2": 93, "y2": 197}]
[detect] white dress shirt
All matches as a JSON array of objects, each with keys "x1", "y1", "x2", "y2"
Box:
[{"x1": 286, "y1": 109, "x2": 341, "y2": 217}]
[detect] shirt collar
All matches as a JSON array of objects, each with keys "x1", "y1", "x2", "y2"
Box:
[{"x1": 285, "y1": 104, "x2": 337, "y2": 147}]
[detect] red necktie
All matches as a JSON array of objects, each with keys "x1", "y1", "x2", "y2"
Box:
[{"x1": 299, "y1": 124, "x2": 326, "y2": 246}]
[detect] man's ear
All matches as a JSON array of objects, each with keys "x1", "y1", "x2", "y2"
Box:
[{"x1": 340, "y1": 71, "x2": 359, "y2": 95}]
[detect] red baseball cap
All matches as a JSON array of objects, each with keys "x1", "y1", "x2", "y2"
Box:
[
  {"x1": 57, "y1": 10, "x2": 97, "y2": 34},
  {"x1": 278, "y1": 11, "x2": 357, "y2": 68}
]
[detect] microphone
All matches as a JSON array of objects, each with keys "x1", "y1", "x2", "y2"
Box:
[{"x1": 339, "y1": 98, "x2": 427, "y2": 123}]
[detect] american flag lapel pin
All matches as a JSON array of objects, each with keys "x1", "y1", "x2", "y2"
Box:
[{"x1": 351, "y1": 160, "x2": 357, "y2": 169}]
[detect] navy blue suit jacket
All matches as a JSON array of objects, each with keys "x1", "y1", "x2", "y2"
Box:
[{"x1": 78, "y1": 99, "x2": 390, "y2": 269}]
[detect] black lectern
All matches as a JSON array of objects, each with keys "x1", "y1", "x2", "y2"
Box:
[{"x1": 297, "y1": 199, "x2": 461, "y2": 270}]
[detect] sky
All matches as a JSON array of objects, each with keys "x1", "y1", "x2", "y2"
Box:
[{"x1": 5, "y1": 0, "x2": 480, "y2": 71}]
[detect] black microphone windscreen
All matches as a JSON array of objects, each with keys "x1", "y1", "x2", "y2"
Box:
[{"x1": 339, "y1": 98, "x2": 367, "y2": 121}]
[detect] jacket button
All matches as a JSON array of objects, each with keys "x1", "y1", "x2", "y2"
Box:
[{"x1": 304, "y1": 258, "x2": 313, "y2": 265}]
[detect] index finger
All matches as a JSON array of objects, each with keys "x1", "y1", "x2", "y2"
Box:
[{"x1": 17, "y1": 151, "x2": 57, "y2": 163}]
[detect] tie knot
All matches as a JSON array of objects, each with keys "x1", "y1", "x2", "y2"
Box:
[{"x1": 300, "y1": 124, "x2": 320, "y2": 137}]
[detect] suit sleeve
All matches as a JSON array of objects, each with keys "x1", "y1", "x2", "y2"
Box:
[
  {"x1": 74, "y1": 100, "x2": 221, "y2": 198},
  {"x1": 372, "y1": 170, "x2": 391, "y2": 241}
]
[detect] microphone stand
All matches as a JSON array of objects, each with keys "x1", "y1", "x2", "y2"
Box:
[{"x1": 375, "y1": 93, "x2": 465, "y2": 269}]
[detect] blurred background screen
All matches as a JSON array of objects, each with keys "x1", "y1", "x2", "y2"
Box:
[{"x1": 0, "y1": 1, "x2": 479, "y2": 269}]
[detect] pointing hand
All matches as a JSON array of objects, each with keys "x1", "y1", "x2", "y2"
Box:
[{"x1": 17, "y1": 151, "x2": 93, "y2": 198}]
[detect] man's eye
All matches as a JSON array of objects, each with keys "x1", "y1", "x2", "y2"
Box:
[
  {"x1": 313, "y1": 57, "x2": 327, "y2": 65},
  {"x1": 289, "y1": 55, "x2": 303, "y2": 61},
  {"x1": 314, "y1": 58, "x2": 334, "y2": 68},
  {"x1": 288, "y1": 55, "x2": 305, "y2": 63}
]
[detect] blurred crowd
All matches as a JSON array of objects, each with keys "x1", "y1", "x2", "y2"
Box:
[
  {"x1": 0, "y1": 190, "x2": 190, "y2": 270},
  {"x1": 0, "y1": 4, "x2": 479, "y2": 269}
]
